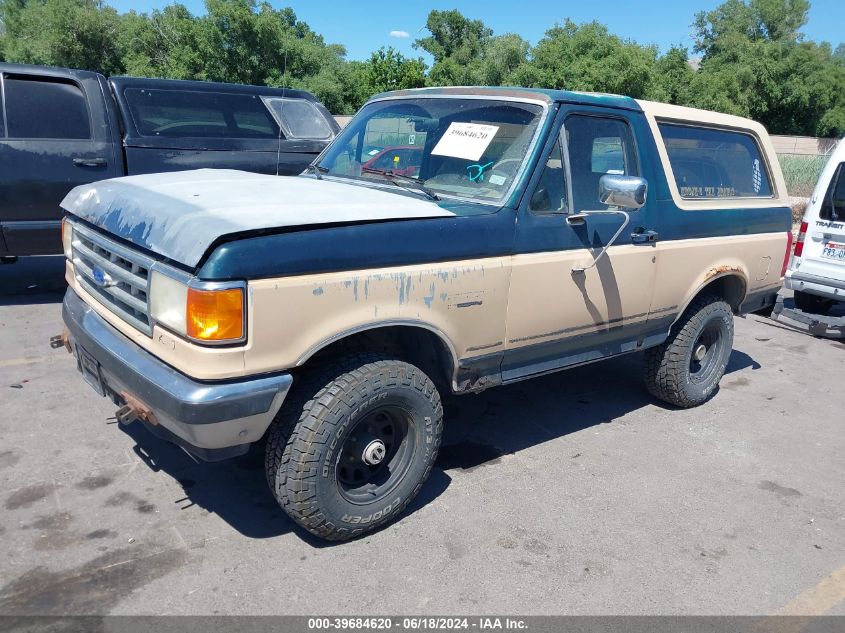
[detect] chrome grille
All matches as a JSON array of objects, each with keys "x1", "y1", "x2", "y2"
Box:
[{"x1": 71, "y1": 224, "x2": 155, "y2": 335}]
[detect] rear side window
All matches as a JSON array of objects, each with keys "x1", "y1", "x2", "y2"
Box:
[
  {"x1": 263, "y1": 97, "x2": 333, "y2": 140},
  {"x1": 4, "y1": 76, "x2": 91, "y2": 140},
  {"x1": 659, "y1": 123, "x2": 772, "y2": 199},
  {"x1": 124, "y1": 88, "x2": 280, "y2": 139},
  {"x1": 821, "y1": 163, "x2": 845, "y2": 221}
]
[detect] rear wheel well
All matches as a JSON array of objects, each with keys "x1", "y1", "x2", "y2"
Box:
[
  {"x1": 298, "y1": 326, "x2": 456, "y2": 393},
  {"x1": 685, "y1": 274, "x2": 746, "y2": 315}
]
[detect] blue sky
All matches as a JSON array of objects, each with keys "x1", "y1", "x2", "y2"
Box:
[{"x1": 106, "y1": 0, "x2": 844, "y2": 62}]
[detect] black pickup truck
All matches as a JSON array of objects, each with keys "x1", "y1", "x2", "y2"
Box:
[{"x1": 0, "y1": 63, "x2": 339, "y2": 260}]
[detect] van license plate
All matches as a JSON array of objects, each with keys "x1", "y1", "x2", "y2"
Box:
[
  {"x1": 822, "y1": 241, "x2": 845, "y2": 261},
  {"x1": 76, "y1": 344, "x2": 105, "y2": 396}
]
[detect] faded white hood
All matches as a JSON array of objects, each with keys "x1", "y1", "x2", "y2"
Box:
[{"x1": 61, "y1": 169, "x2": 454, "y2": 268}]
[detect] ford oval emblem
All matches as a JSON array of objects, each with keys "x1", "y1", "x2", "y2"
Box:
[{"x1": 91, "y1": 267, "x2": 114, "y2": 288}]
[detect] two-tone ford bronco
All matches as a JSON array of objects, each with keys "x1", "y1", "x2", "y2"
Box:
[{"x1": 55, "y1": 87, "x2": 793, "y2": 541}]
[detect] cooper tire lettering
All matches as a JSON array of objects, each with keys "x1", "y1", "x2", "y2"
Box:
[{"x1": 265, "y1": 354, "x2": 442, "y2": 541}]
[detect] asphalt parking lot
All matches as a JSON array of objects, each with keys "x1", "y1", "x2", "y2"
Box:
[{"x1": 1, "y1": 256, "x2": 844, "y2": 616}]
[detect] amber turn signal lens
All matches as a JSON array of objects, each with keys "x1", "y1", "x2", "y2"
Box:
[{"x1": 186, "y1": 287, "x2": 244, "y2": 342}]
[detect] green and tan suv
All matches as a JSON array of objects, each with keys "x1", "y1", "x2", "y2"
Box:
[{"x1": 55, "y1": 87, "x2": 793, "y2": 540}]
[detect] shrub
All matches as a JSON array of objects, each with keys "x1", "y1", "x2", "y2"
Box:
[
  {"x1": 790, "y1": 197, "x2": 808, "y2": 225},
  {"x1": 778, "y1": 154, "x2": 827, "y2": 198}
]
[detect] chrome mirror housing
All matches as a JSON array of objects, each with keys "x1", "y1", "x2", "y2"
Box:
[{"x1": 599, "y1": 174, "x2": 648, "y2": 209}]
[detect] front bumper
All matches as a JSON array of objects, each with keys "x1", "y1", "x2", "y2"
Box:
[
  {"x1": 62, "y1": 288, "x2": 292, "y2": 461},
  {"x1": 785, "y1": 269, "x2": 845, "y2": 302}
]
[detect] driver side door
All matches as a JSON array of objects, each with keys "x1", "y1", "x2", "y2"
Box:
[{"x1": 502, "y1": 107, "x2": 662, "y2": 381}]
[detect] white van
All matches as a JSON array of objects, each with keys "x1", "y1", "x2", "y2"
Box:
[{"x1": 785, "y1": 139, "x2": 845, "y2": 313}]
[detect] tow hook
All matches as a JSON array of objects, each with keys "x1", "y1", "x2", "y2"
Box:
[
  {"x1": 49, "y1": 330, "x2": 71, "y2": 353},
  {"x1": 115, "y1": 392, "x2": 158, "y2": 427}
]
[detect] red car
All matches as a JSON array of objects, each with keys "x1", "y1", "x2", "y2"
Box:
[{"x1": 361, "y1": 146, "x2": 422, "y2": 177}]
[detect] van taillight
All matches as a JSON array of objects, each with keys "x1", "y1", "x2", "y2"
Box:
[
  {"x1": 793, "y1": 221, "x2": 808, "y2": 258},
  {"x1": 781, "y1": 230, "x2": 794, "y2": 277}
]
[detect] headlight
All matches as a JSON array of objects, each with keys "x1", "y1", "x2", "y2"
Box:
[
  {"x1": 62, "y1": 218, "x2": 73, "y2": 259},
  {"x1": 150, "y1": 271, "x2": 245, "y2": 344},
  {"x1": 149, "y1": 271, "x2": 188, "y2": 335}
]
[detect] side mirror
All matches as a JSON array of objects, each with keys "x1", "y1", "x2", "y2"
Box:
[{"x1": 599, "y1": 174, "x2": 648, "y2": 209}]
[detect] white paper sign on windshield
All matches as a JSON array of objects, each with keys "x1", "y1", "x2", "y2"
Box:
[{"x1": 431, "y1": 122, "x2": 499, "y2": 161}]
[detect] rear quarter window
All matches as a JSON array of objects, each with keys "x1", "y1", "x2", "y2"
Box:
[
  {"x1": 124, "y1": 88, "x2": 280, "y2": 139},
  {"x1": 262, "y1": 97, "x2": 333, "y2": 140},
  {"x1": 659, "y1": 123, "x2": 773, "y2": 199}
]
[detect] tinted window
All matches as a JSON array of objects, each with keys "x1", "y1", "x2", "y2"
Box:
[
  {"x1": 565, "y1": 115, "x2": 638, "y2": 211},
  {"x1": 529, "y1": 137, "x2": 568, "y2": 214},
  {"x1": 821, "y1": 163, "x2": 845, "y2": 221},
  {"x1": 659, "y1": 123, "x2": 772, "y2": 199},
  {"x1": 125, "y1": 88, "x2": 280, "y2": 139},
  {"x1": 263, "y1": 97, "x2": 333, "y2": 140},
  {"x1": 5, "y1": 77, "x2": 91, "y2": 139},
  {"x1": 0, "y1": 83, "x2": 5, "y2": 138}
]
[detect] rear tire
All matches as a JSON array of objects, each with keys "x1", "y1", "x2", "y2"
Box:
[
  {"x1": 645, "y1": 296, "x2": 734, "y2": 408},
  {"x1": 793, "y1": 290, "x2": 834, "y2": 314},
  {"x1": 265, "y1": 353, "x2": 443, "y2": 541}
]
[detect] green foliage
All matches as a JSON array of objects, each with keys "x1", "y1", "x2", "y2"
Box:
[
  {"x1": 0, "y1": 0, "x2": 125, "y2": 75},
  {"x1": 528, "y1": 20, "x2": 658, "y2": 98},
  {"x1": 0, "y1": 0, "x2": 843, "y2": 132},
  {"x1": 778, "y1": 153, "x2": 828, "y2": 197},
  {"x1": 119, "y1": 4, "x2": 205, "y2": 79},
  {"x1": 364, "y1": 47, "x2": 426, "y2": 95},
  {"x1": 0, "y1": 0, "x2": 362, "y2": 113},
  {"x1": 650, "y1": 46, "x2": 696, "y2": 104},
  {"x1": 414, "y1": 9, "x2": 492, "y2": 64},
  {"x1": 685, "y1": 0, "x2": 845, "y2": 135}
]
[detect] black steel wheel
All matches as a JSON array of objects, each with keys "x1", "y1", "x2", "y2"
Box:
[
  {"x1": 265, "y1": 353, "x2": 443, "y2": 541},
  {"x1": 336, "y1": 405, "x2": 416, "y2": 504},
  {"x1": 688, "y1": 320, "x2": 725, "y2": 385},
  {"x1": 645, "y1": 295, "x2": 734, "y2": 408}
]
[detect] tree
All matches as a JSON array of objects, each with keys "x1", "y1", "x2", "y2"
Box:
[
  {"x1": 0, "y1": 0, "x2": 125, "y2": 75},
  {"x1": 414, "y1": 9, "x2": 491, "y2": 63},
  {"x1": 690, "y1": 0, "x2": 845, "y2": 136},
  {"x1": 363, "y1": 47, "x2": 426, "y2": 95},
  {"x1": 1, "y1": 0, "x2": 844, "y2": 130},
  {"x1": 473, "y1": 33, "x2": 531, "y2": 86},
  {"x1": 119, "y1": 4, "x2": 204, "y2": 79},
  {"x1": 650, "y1": 46, "x2": 696, "y2": 104},
  {"x1": 528, "y1": 20, "x2": 658, "y2": 98},
  {"x1": 414, "y1": 9, "x2": 493, "y2": 86}
]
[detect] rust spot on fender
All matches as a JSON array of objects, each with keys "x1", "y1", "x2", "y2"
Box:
[{"x1": 705, "y1": 265, "x2": 743, "y2": 281}]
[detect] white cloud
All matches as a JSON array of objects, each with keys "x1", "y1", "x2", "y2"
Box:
[{"x1": 389, "y1": 30, "x2": 410, "y2": 38}]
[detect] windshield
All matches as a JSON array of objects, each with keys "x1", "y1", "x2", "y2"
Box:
[{"x1": 317, "y1": 97, "x2": 545, "y2": 203}]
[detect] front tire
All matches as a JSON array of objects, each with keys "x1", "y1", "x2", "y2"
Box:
[
  {"x1": 265, "y1": 354, "x2": 443, "y2": 541},
  {"x1": 645, "y1": 296, "x2": 734, "y2": 408}
]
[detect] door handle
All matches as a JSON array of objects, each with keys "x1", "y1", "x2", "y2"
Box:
[
  {"x1": 73, "y1": 157, "x2": 107, "y2": 167},
  {"x1": 631, "y1": 229, "x2": 659, "y2": 244}
]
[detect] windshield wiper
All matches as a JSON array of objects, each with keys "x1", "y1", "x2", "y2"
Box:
[
  {"x1": 360, "y1": 167, "x2": 440, "y2": 201},
  {"x1": 307, "y1": 163, "x2": 328, "y2": 179}
]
